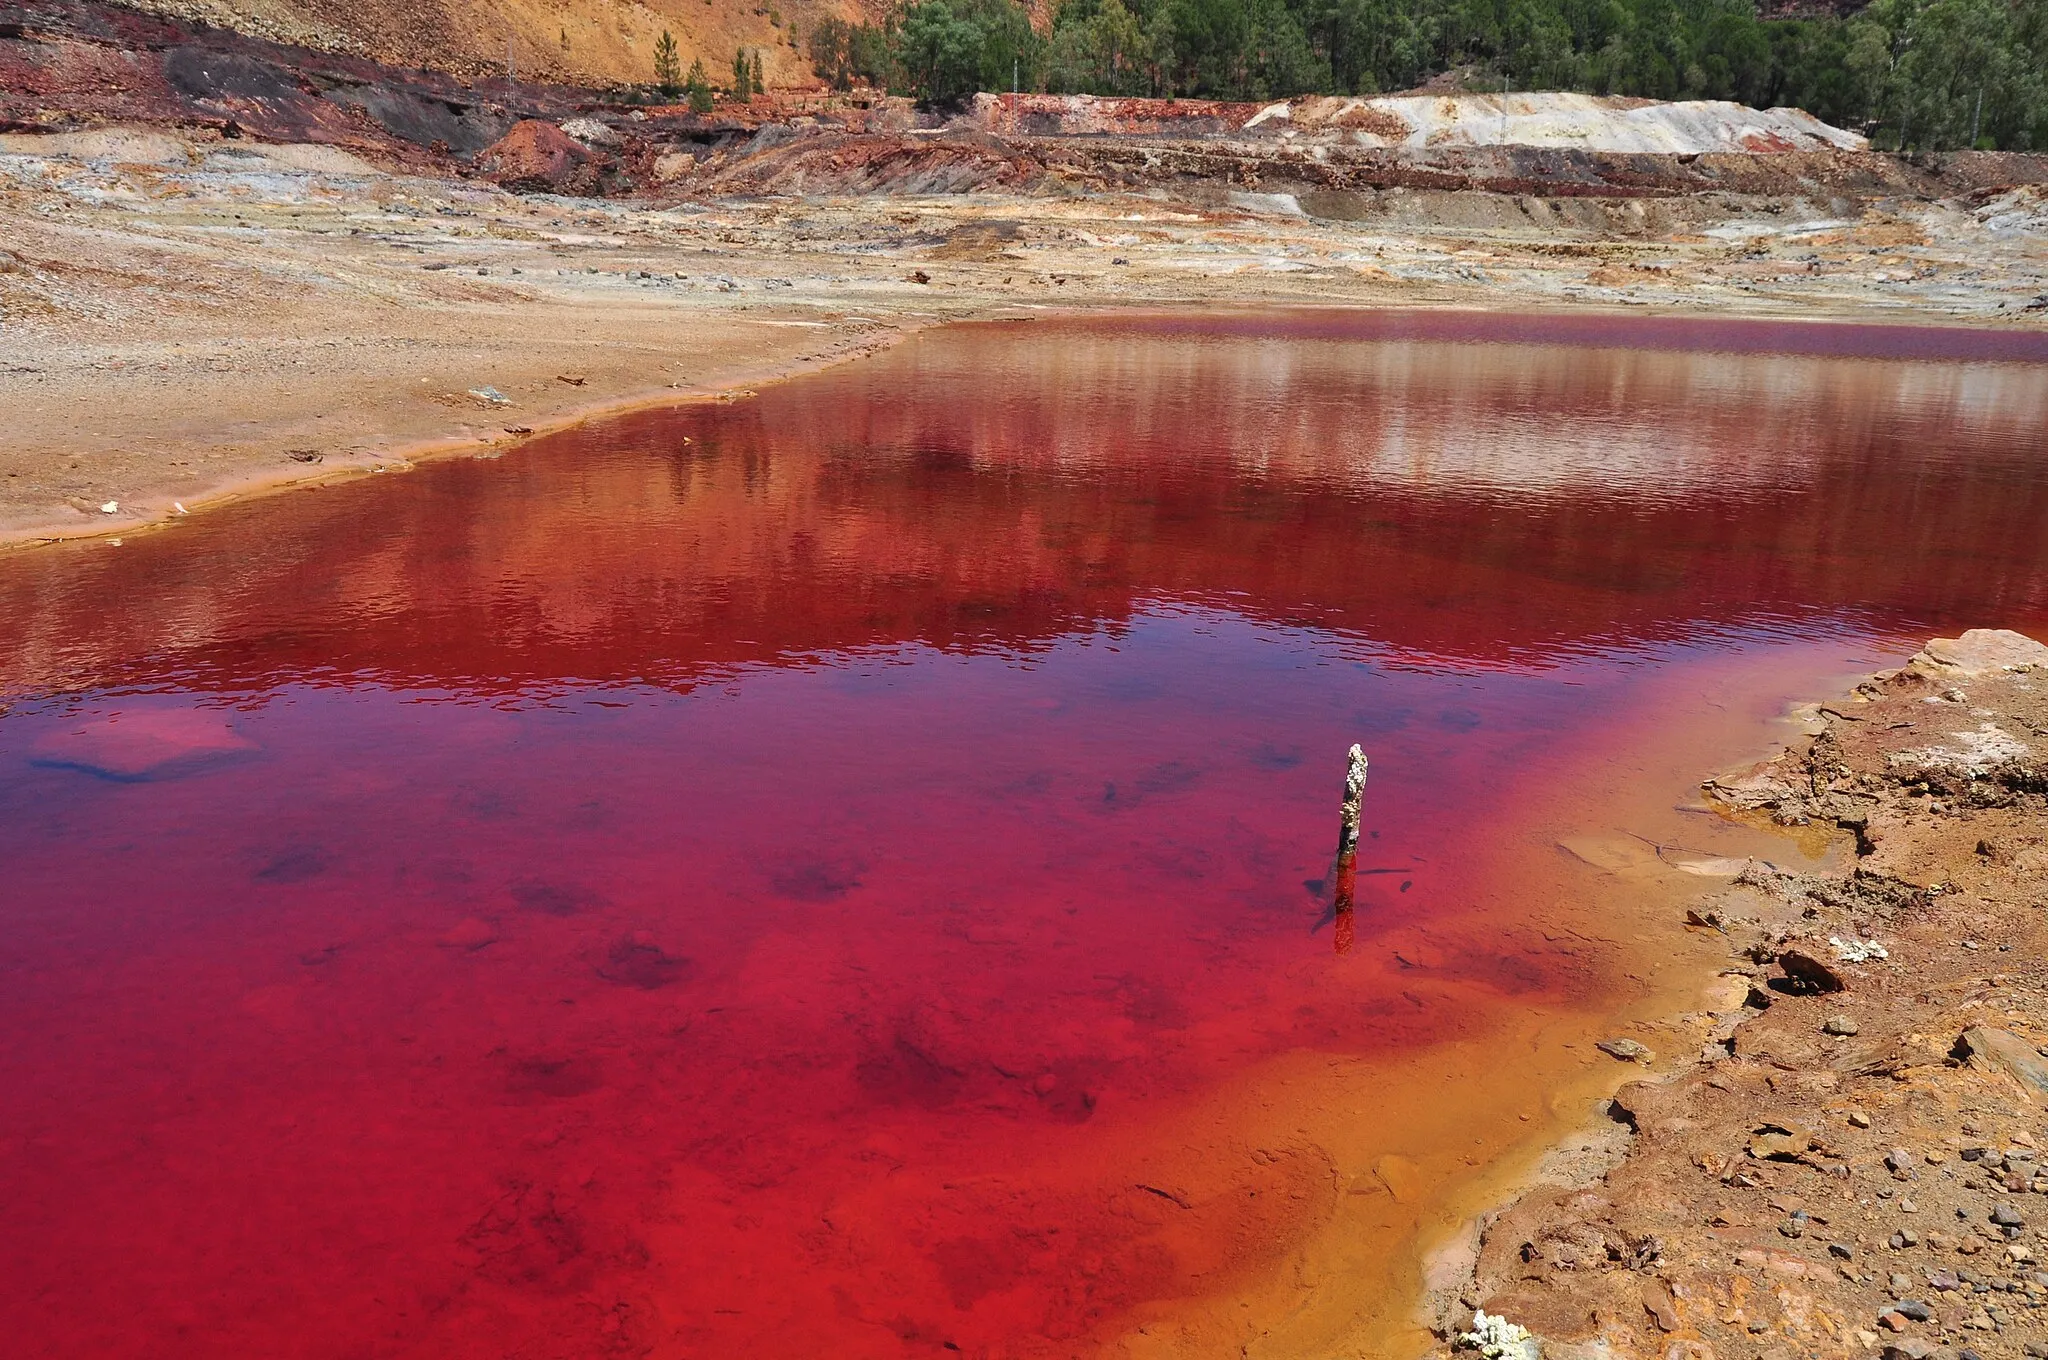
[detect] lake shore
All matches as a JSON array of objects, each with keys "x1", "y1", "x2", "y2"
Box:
[
  {"x1": 5, "y1": 127, "x2": 2046, "y2": 553},
  {"x1": 1422, "y1": 630, "x2": 2048, "y2": 1360},
  {"x1": 8, "y1": 120, "x2": 2048, "y2": 1360}
]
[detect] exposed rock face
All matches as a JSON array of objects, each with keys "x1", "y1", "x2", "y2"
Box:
[
  {"x1": 972, "y1": 91, "x2": 1870, "y2": 154},
  {"x1": 0, "y1": 0, "x2": 576, "y2": 166},
  {"x1": 1432, "y1": 633, "x2": 2048, "y2": 1360},
  {"x1": 10, "y1": 2, "x2": 2048, "y2": 210},
  {"x1": 102, "y1": 0, "x2": 815, "y2": 88},
  {"x1": 666, "y1": 128, "x2": 1045, "y2": 196}
]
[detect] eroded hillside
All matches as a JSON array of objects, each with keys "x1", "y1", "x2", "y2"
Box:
[{"x1": 108, "y1": 0, "x2": 857, "y2": 86}]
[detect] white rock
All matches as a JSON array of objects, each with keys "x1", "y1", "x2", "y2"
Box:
[
  {"x1": 1910, "y1": 629, "x2": 2048, "y2": 677},
  {"x1": 1889, "y1": 723, "x2": 2031, "y2": 777},
  {"x1": 558, "y1": 117, "x2": 622, "y2": 149},
  {"x1": 1460, "y1": 1310, "x2": 1541, "y2": 1360}
]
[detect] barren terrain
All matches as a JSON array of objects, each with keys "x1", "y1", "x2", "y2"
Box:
[
  {"x1": 109, "y1": 0, "x2": 846, "y2": 88},
  {"x1": 5, "y1": 7, "x2": 2048, "y2": 1354},
  {"x1": 1430, "y1": 631, "x2": 2048, "y2": 1360},
  {"x1": 6, "y1": 114, "x2": 2046, "y2": 550},
  {"x1": 2, "y1": 3, "x2": 2045, "y2": 550}
]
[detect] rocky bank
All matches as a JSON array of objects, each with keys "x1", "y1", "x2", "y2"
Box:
[{"x1": 1431, "y1": 629, "x2": 2048, "y2": 1360}]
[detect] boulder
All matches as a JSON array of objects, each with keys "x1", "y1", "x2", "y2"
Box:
[
  {"x1": 1956, "y1": 1027, "x2": 2048, "y2": 1097},
  {"x1": 1750, "y1": 1124, "x2": 1813, "y2": 1160},
  {"x1": 1909, "y1": 629, "x2": 2048, "y2": 678},
  {"x1": 475, "y1": 119, "x2": 603, "y2": 194},
  {"x1": 558, "y1": 116, "x2": 622, "y2": 148},
  {"x1": 1779, "y1": 948, "x2": 1847, "y2": 994}
]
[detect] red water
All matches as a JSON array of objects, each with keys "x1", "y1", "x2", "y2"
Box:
[{"x1": 3, "y1": 311, "x2": 2047, "y2": 1359}]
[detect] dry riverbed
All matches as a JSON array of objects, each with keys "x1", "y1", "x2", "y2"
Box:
[
  {"x1": 1428, "y1": 630, "x2": 2048, "y2": 1360},
  {"x1": 3, "y1": 127, "x2": 2046, "y2": 549}
]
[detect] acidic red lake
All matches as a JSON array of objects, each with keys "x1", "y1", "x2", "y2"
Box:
[{"x1": 3, "y1": 311, "x2": 2047, "y2": 1359}]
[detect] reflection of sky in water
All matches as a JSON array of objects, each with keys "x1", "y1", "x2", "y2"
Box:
[{"x1": 967, "y1": 341, "x2": 2048, "y2": 501}]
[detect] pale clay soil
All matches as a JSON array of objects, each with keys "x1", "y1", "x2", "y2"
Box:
[{"x1": 2, "y1": 127, "x2": 2044, "y2": 550}]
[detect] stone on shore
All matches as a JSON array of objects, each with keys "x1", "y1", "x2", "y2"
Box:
[
  {"x1": 1956, "y1": 1026, "x2": 2048, "y2": 1097},
  {"x1": 1778, "y1": 947, "x2": 1848, "y2": 994},
  {"x1": 1908, "y1": 629, "x2": 2048, "y2": 678},
  {"x1": 1597, "y1": 1038, "x2": 1653, "y2": 1063}
]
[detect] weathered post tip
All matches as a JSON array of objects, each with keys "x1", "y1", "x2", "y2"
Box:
[{"x1": 1338, "y1": 743, "x2": 1367, "y2": 860}]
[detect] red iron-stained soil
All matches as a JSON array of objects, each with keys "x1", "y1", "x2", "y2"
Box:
[{"x1": 2, "y1": 311, "x2": 2046, "y2": 1359}]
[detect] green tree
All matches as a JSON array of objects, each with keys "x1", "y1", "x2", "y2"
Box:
[
  {"x1": 1849, "y1": 0, "x2": 2043, "y2": 149},
  {"x1": 654, "y1": 29, "x2": 682, "y2": 93},
  {"x1": 897, "y1": 0, "x2": 991, "y2": 101},
  {"x1": 810, "y1": 18, "x2": 898, "y2": 87},
  {"x1": 1049, "y1": 0, "x2": 1154, "y2": 93},
  {"x1": 686, "y1": 56, "x2": 715, "y2": 111},
  {"x1": 856, "y1": 0, "x2": 2046, "y2": 142},
  {"x1": 811, "y1": 16, "x2": 850, "y2": 85}
]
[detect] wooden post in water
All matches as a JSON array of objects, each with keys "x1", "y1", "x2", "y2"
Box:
[
  {"x1": 1337, "y1": 743, "x2": 1367, "y2": 859},
  {"x1": 1333, "y1": 857, "x2": 1357, "y2": 953},
  {"x1": 1333, "y1": 744, "x2": 1366, "y2": 954}
]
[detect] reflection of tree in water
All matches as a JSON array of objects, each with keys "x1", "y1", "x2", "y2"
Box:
[{"x1": 3, "y1": 312, "x2": 2045, "y2": 702}]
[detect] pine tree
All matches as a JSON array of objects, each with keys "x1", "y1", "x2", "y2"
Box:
[
  {"x1": 685, "y1": 57, "x2": 714, "y2": 112},
  {"x1": 653, "y1": 30, "x2": 681, "y2": 94},
  {"x1": 732, "y1": 48, "x2": 753, "y2": 98}
]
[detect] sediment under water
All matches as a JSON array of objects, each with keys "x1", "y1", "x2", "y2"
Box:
[{"x1": 2, "y1": 311, "x2": 2047, "y2": 1359}]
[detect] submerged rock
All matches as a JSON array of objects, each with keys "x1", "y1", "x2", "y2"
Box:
[
  {"x1": 30, "y1": 707, "x2": 258, "y2": 781},
  {"x1": 596, "y1": 933, "x2": 690, "y2": 989},
  {"x1": 437, "y1": 917, "x2": 500, "y2": 951},
  {"x1": 1596, "y1": 1038, "x2": 1653, "y2": 1063}
]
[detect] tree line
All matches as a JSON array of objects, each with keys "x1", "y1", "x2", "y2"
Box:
[
  {"x1": 653, "y1": 30, "x2": 769, "y2": 112},
  {"x1": 803, "y1": 0, "x2": 2047, "y2": 150}
]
